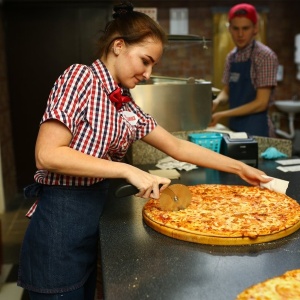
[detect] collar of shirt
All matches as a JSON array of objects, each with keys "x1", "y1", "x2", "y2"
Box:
[
  {"x1": 233, "y1": 40, "x2": 255, "y2": 62},
  {"x1": 90, "y1": 59, "x2": 130, "y2": 98}
]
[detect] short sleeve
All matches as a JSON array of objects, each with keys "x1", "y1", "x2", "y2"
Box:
[
  {"x1": 253, "y1": 51, "x2": 278, "y2": 88},
  {"x1": 41, "y1": 64, "x2": 92, "y2": 133}
]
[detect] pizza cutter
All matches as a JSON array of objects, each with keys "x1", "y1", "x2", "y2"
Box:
[{"x1": 115, "y1": 183, "x2": 192, "y2": 211}]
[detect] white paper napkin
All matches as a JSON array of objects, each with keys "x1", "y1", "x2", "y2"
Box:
[
  {"x1": 275, "y1": 158, "x2": 300, "y2": 165},
  {"x1": 277, "y1": 165, "x2": 300, "y2": 172},
  {"x1": 155, "y1": 156, "x2": 197, "y2": 171},
  {"x1": 148, "y1": 169, "x2": 180, "y2": 179},
  {"x1": 260, "y1": 175, "x2": 289, "y2": 194}
]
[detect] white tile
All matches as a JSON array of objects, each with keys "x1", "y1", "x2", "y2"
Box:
[
  {"x1": 0, "y1": 282, "x2": 23, "y2": 299},
  {"x1": 0, "y1": 264, "x2": 13, "y2": 284}
]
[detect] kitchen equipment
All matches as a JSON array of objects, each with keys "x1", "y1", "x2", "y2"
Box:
[
  {"x1": 220, "y1": 133, "x2": 258, "y2": 167},
  {"x1": 130, "y1": 76, "x2": 212, "y2": 132},
  {"x1": 115, "y1": 183, "x2": 192, "y2": 211},
  {"x1": 274, "y1": 100, "x2": 300, "y2": 139},
  {"x1": 149, "y1": 75, "x2": 221, "y2": 95}
]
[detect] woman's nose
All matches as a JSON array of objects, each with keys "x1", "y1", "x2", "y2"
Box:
[{"x1": 143, "y1": 66, "x2": 152, "y2": 80}]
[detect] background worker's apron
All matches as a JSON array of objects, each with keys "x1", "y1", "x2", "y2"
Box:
[{"x1": 228, "y1": 43, "x2": 269, "y2": 137}]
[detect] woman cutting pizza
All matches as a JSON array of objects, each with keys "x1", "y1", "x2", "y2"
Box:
[{"x1": 18, "y1": 1, "x2": 272, "y2": 299}]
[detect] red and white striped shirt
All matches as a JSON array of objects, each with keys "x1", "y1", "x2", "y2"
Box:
[{"x1": 34, "y1": 59, "x2": 157, "y2": 186}]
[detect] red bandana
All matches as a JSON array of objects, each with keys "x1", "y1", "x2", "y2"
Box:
[{"x1": 109, "y1": 87, "x2": 131, "y2": 110}]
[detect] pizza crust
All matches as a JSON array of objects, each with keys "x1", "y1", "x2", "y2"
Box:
[
  {"x1": 143, "y1": 185, "x2": 300, "y2": 245},
  {"x1": 143, "y1": 212, "x2": 300, "y2": 245},
  {"x1": 236, "y1": 269, "x2": 300, "y2": 299}
]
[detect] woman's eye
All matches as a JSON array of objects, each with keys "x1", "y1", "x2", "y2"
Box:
[{"x1": 142, "y1": 59, "x2": 150, "y2": 66}]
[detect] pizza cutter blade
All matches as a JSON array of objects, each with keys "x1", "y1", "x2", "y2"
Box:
[
  {"x1": 114, "y1": 183, "x2": 192, "y2": 211},
  {"x1": 159, "y1": 184, "x2": 192, "y2": 211}
]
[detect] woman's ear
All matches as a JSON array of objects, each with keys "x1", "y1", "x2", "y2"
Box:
[{"x1": 112, "y1": 39, "x2": 125, "y2": 55}]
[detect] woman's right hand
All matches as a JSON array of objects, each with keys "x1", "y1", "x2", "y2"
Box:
[{"x1": 125, "y1": 166, "x2": 171, "y2": 199}]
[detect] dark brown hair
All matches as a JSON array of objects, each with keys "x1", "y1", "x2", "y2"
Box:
[{"x1": 96, "y1": 1, "x2": 167, "y2": 59}]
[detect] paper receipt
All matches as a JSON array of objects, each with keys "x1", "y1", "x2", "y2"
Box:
[
  {"x1": 260, "y1": 175, "x2": 289, "y2": 194},
  {"x1": 228, "y1": 132, "x2": 248, "y2": 139}
]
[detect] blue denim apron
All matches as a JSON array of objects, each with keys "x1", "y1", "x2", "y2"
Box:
[
  {"x1": 18, "y1": 180, "x2": 109, "y2": 294},
  {"x1": 229, "y1": 42, "x2": 269, "y2": 137}
]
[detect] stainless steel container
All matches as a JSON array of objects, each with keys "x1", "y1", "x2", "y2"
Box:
[{"x1": 130, "y1": 78, "x2": 212, "y2": 132}]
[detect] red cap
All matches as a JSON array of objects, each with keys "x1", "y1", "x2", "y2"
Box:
[{"x1": 228, "y1": 3, "x2": 258, "y2": 24}]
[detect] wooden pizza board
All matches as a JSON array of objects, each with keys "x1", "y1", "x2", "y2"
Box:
[{"x1": 142, "y1": 211, "x2": 300, "y2": 246}]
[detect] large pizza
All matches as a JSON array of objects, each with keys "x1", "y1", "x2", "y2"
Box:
[
  {"x1": 236, "y1": 269, "x2": 300, "y2": 299},
  {"x1": 142, "y1": 184, "x2": 300, "y2": 245}
]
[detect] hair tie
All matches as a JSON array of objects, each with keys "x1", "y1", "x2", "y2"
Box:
[{"x1": 113, "y1": 1, "x2": 134, "y2": 19}]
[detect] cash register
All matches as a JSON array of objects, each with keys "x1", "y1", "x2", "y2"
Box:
[{"x1": 220, "y1": 132, "x2": 258, "y2": 167}]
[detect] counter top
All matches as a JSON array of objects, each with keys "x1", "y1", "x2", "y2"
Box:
[
  {"x1": 99, "y1": 160, "x2": 300, "y2": 300},
  {"x1": 127, "y1": 131, "x2": 292, "y2": 165}
]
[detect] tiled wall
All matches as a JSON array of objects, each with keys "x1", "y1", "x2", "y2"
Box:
[{"x1": 0, "y1": 9, "x2": 18, "y2": 210}]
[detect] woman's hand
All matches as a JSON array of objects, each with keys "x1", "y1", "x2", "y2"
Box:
[
  {"x1": 237, "y1": 164, "x2": 273, "y2": 186},
  {"x1": 124, "y1": 165, "x2": 171, "y2": 199}
]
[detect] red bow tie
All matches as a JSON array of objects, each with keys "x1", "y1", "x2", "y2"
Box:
[{"x1": 108, "y1": 87, "x2": 131, "y2": 110}]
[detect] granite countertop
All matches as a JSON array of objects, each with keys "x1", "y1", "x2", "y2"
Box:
[
  {"x1": 100, "y1": 161, "x2": 300, "y2": 300},
  {"x1": 127, "y1": 130, "x2": 292, "y2": 165}
]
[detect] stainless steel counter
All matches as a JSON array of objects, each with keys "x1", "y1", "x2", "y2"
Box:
[{"x1": 99, "y1": 160, "x2": 300, "y2": 300}]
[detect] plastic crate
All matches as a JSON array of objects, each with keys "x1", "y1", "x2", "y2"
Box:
[{"x1": 188, "y1": 132, "x2": 223, "y2": 153}]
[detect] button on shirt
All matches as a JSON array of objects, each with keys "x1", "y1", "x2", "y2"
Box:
[{"x1": 34, "y1": 59, "x2": 157, "y2": 186}]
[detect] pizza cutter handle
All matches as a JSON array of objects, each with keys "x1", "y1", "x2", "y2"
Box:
[
  {"x1": 114, "y1": 183, "x2": 163, "y2": 198},
  {"x1": 114, "y1": 184, "x2": 139, "y2": 198}
]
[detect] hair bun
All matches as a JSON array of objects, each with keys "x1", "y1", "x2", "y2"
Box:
[{"x1": 113, "y1": 1, "x2": 134, "y2": 19}]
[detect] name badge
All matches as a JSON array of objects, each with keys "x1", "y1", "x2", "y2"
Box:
[
  {"x1": 229, "y1": 72, "x2": 240, "y2": 83},
  {"x1": 121, "y1": 111, "x2": 138, "y2": 126}
]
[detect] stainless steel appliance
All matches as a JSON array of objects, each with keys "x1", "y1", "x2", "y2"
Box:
[{"x1": 130, "y1": 76, "x2": 212, "y2": 132}]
